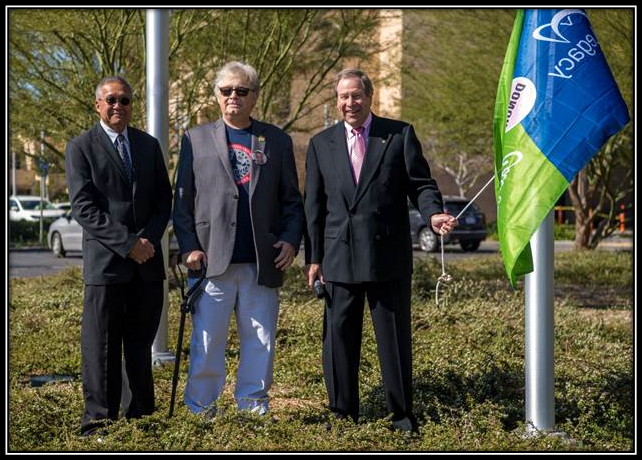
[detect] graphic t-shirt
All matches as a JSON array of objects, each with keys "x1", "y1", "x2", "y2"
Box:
[{"x1": 226, "y1": 124, "x2": 256, "y2": 263}]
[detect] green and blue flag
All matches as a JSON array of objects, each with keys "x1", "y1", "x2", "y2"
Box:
[{"x1": 493, "y1": 9, "x2": 629, "y2": 285}]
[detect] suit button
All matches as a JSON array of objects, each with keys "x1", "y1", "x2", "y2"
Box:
[
  {"x1": 233, "y1": 194, "x2": 239, "y2": 200},
  {"x1": 375, "y1": 235, "x2": 381, "y2": 240},
  {"x1": 231, "y1": 222, "x2": 236, "y2": 227}
]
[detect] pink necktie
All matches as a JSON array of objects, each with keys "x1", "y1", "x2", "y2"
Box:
[{"x1": 351, "y1": 126, "x2": 366, "y2": 183}]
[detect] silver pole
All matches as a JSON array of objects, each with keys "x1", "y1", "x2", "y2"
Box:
[
  {"x1": 524, "y1": 211, "x2": 555, "y2": 433},
  {"x1": 12, "y1": 149, "x2": 16, "y2": 196},
  {"x1": 146, "y1": 9, "x2": 173, "y2": 366},
  {"x1": 41, "y1": 132, "x2": 49, "y2": 201},
  {"x1": 39, "y1": 131, "x2": 45, "y2": 244}
]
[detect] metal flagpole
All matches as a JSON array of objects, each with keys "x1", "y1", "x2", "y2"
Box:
[
  {"x1": 12, "y1": 149, "x2": 17, "y2": 197},
  {"x1": 147, "y1": 9, "x2": 174, "y2": 366},
  {"x1": 524, "y1": 210, "x2": 555, "y2": 433}
]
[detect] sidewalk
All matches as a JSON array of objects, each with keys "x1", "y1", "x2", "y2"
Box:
[
  {"x1": 8, "y1": 245, "x2": 48, "y2": 251},
  {"x1": 596, "y1": 234, "x2": 633, "y2": 251},
  {"x1": 556, "y1": 232, "x2": 633, "y2": 251}
]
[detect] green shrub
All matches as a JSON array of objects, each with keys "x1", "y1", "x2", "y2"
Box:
[
  {"x1": 487, "y1": 221, "x2": 575, "y2": 241},
  {"x1": 9, "y1": 219, "x2": 56, "y2": 245},
  {"x1": 8, "y1": 252, "x2": 633, "y2": 451},
  {"x1": 554, "y1": 223, "x2": 576, "y2": 240}
]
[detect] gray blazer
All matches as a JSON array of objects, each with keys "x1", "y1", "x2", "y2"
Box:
[{"x1": 173, "y1": 118, "x2": 304, "y2": 288}]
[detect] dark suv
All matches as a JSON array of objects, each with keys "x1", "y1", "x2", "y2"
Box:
[{"x1": 409, "y1": 196, "x2": 488, "y2": 252}]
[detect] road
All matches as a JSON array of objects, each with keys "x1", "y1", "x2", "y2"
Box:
[
  {"x1": 412, "y1": 238, "x2": 632, "y2": 262},
  {"x1": 8, "y1": 236, "x2": 631, "y2": 279},
  {"x1": 8, "y1": 248, "x2": 83, "y2": 279}
]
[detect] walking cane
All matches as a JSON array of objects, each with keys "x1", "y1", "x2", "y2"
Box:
[{"x1": 168, "y1": 263, "x2": 207, "y2": 418}]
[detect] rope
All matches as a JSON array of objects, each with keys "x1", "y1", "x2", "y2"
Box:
[{"x1": 435, "y1": 176, "x2": 495, "y2": 307}]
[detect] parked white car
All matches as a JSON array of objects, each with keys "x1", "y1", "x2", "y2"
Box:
[
  {"x1": 47, "y1": 212, "x2": 83, "y2": 257},
  {"x1": 47, "y1": 213, "x2": 181, "y2": 259},
  {"x1": 52, "y1": 202, "x2": 72, "y2": 211},
  {"x1": 9, "y1": 195, "x2": 67, "y2": 222}
]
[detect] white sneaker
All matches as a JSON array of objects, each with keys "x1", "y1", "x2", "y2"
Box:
[{"x1": 238, "y1": 397, "x2": 269, "y2": 416}]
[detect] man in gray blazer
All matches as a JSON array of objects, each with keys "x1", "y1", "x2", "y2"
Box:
[
  {"x1": 173, "y1": 61, "x2": 304, "y2": 417},
  {"x1": 66, "y1": 76, "x2": 172, "y2": 436}
]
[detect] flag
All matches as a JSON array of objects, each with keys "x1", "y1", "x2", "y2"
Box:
[{"x1": 493, "y1": 9, "x2": 629, "y2": 286}]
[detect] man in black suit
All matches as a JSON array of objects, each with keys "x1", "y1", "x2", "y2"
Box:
[
  {"x1": 304, "y1": 69, "x2": 457, "y2": 432},
  {"x1": 65, "y1": 76, "x2": 172, "y2": 436}
]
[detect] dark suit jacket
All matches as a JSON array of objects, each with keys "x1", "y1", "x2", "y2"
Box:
[
  {"x1": 65, "y1": 123, "x2": 172, "y2": 285},
  {"x1": 173, "y1": 118, "x2": 304, "y2": 288},
  {"x1": 304, "y1": 114, "x2": 444, "y2": 283}
]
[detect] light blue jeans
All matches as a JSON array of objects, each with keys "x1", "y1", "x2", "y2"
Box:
[{"x1": 184, "y1": 263, "x2": 279, "y2": 415}]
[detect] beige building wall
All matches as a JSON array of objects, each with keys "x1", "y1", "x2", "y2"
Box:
[
  {"x1": 376, "y1": 9, "x2": 403, "y2": 119},
  {"x1": 10, "y1": 134, "x2": 70, "y2": 198}
]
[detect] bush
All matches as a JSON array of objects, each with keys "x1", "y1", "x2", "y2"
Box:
[
  {"x1": 9, "y1": 219, "x2": 55, "y2": 246},
  {"x1": 486, "y1": 221, "x2": 576, "y2": 241},
  {"x1": 8, "y1": 252, "x2": 633, "y2": 451},
  {"x1": 554, "y1": 223, "x2": 576, "y2": 240}
]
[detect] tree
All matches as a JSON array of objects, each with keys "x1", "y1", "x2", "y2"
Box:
[
  {"x1": 9, "y1": 9, "x2": 147, "y2": 173},
  {"x1": 9, "y1": 8, "x2": 382, "y2": 183},
  {"x1": 568, "y1": 125, "x2": 633, "y2": 249},
  {"x1": 402, "y1": 8, "x2": 633, "y2": 249},
  {"x1": 567, "y1": 8, "x2": 634, "y2": 249},
  {"x1": 402, "y1": 9, "x2": 515, "y2": 196}
]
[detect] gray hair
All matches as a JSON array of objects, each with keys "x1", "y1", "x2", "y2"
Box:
[
  {"x1": 95, "y1": 76, "x2": 133, "y2": 99},
  {"x1": 214, "y1": 61, "x2": 260, "y2": 94},
  {"x1": 334, "y1": 69, "x2": 373, "y2": 98}
]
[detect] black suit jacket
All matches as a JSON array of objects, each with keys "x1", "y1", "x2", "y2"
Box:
[
  {"x1": 304, "y1": 114, "x2": 444, "y2": 283},
  {"x1": 65, "y1": 123, "x2": 172, "y2": 285}
]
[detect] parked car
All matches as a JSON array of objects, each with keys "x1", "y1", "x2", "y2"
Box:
[
  {"x1": 9, "y1": 195, "x2": 67, "y2": 222},
  {"x1": 47, "y1": 213, "x2": 180, "y2": 260},
  {"x1": 52, "y1": 202, "x2": 72, "y2": 211},
  {"x1": 47, "y1": 212, "x2": 82, "y2": 257},
  {"x1": 409, "y1": 196, "x2": 488, "y2": 252}
]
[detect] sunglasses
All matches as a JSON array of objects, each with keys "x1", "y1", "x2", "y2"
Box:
[
  {"x1": 100, "y1": 96, "x2": 132, "y2": 106},
  {"x1": 219, "y1": 86, "x2": 252, "y2": 97}
]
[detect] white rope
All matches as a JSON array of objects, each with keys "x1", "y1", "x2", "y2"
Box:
[{"x1": 435, "y1": 176, "x2": 495, "y2": 307}]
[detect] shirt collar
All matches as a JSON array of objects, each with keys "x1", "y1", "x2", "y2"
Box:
[
  {"x1": 100, "y1": 120, "x2": 129, "y2": 145},
  {"x1": 344, "y1": 112, "x2": 373, "y2": 138}
]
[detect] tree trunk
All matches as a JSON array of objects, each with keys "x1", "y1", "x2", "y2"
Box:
[
  {"x1": 569, "y1": 171, "x2": 591, "y2": 250},
  {"x1": 574, "y1": 218, "x2": 591, "y2": 249}
]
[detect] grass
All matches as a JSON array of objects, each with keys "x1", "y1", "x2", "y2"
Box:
[
  {"x1": 8, "y1": 250, "x2": 633, "y2": 452},
  {"x1": 485, "y1": 221, "x2": 577, "y2": 241}
]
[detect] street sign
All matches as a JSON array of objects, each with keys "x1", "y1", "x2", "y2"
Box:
[{"x1": 38, "y1": 157, "x2": 49, "y2": 176}]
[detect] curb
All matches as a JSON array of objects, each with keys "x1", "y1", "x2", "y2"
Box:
[{"x1": 8, "y1": 246, "x2": 48, "y2": 252}]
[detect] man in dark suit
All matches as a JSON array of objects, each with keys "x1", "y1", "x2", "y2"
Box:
[
  {"x1": 65, "y1": 76, "x2": 172, "y2": 436},
  {"x1": 304, "y1": 69, "x2": 457, "y2": 432}
]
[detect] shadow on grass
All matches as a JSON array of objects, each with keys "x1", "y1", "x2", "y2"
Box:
[{"x1": 358, "y1": 361, "x2": 525, "y2": 430}]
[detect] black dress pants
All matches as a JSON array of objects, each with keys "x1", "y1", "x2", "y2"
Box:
[
  {"x1": 322, "y1": 275, "x2": 414, "y2": 424},
  {"x1": 80, "y1": 274, "x2": 163, "y2": 435}
]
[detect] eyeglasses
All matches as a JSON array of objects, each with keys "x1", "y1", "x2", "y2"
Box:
[
  {"x1": 100, "y1": 96, "x2": 132, "y2": 106},
  {"x1": 219, "y1": 86, "x2": 252, "y2": 97}
]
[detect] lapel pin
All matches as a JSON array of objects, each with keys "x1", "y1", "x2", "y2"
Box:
[{"x1": 252, "y1": 135, "x2": 268, "y2": 165}]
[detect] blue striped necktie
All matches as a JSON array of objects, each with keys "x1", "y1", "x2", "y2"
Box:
[{"x1": 116, "y1": 134, "x2": 133, "y2": 184}]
